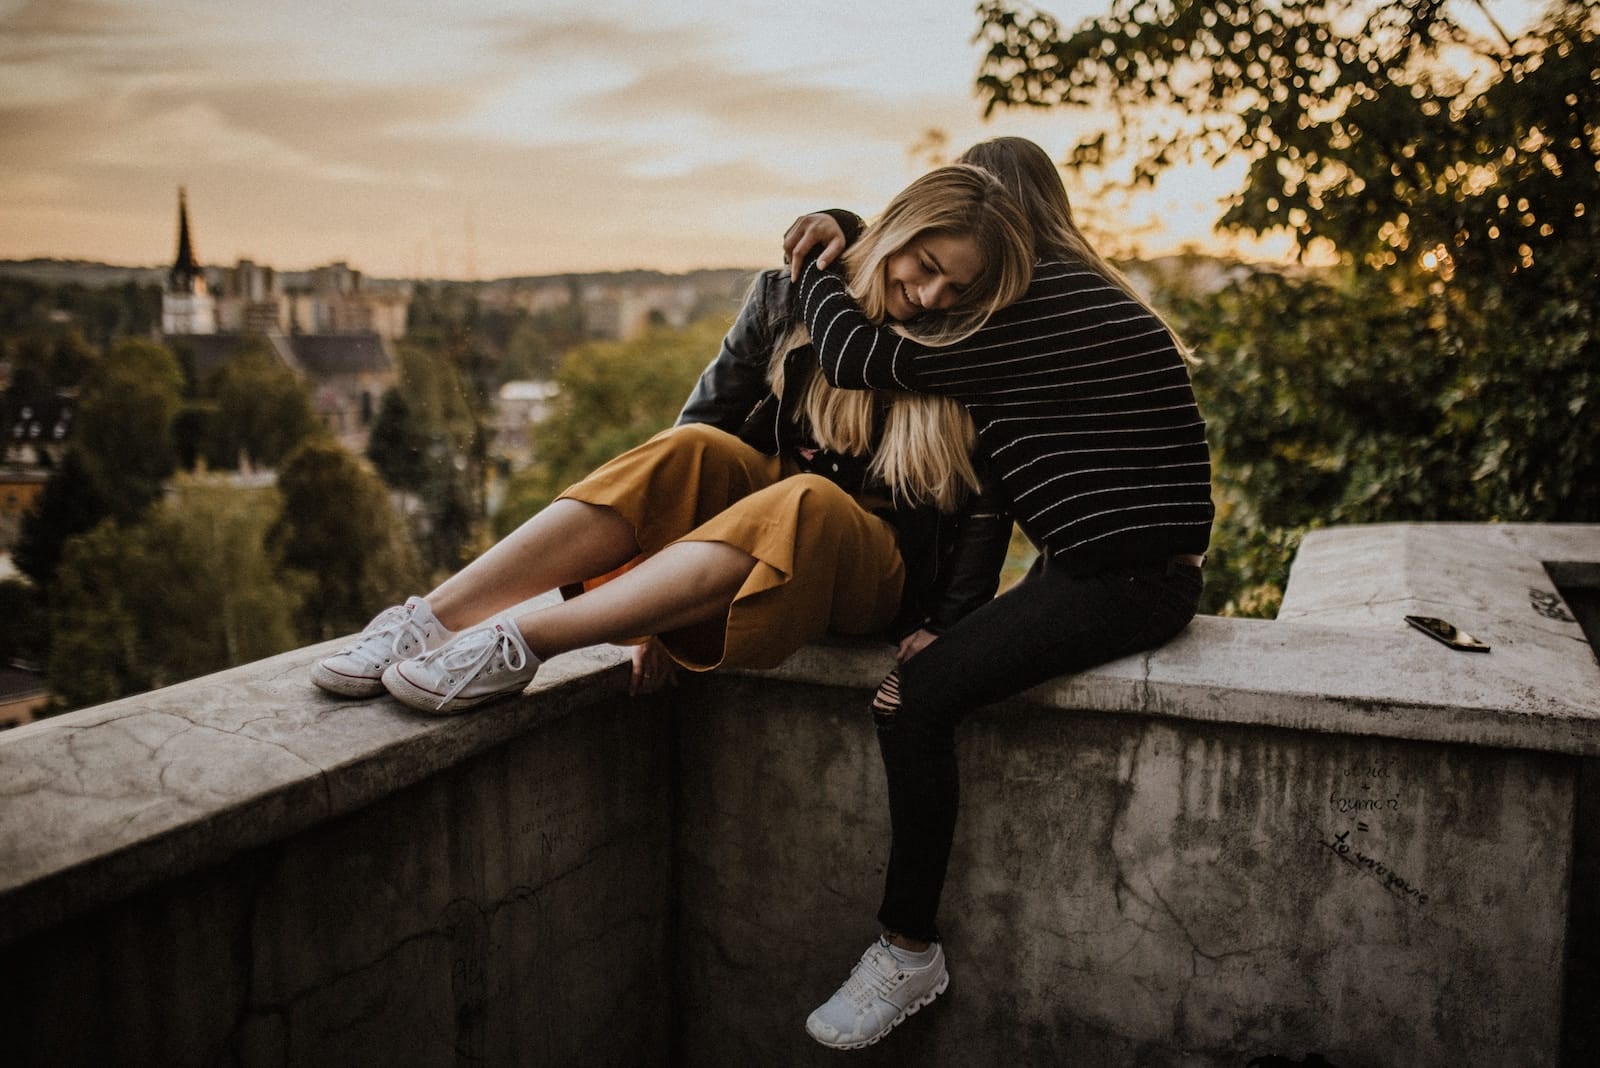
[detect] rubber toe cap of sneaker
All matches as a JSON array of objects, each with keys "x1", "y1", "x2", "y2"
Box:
[{"x1": 804, "y1": 1013, "x2": 853, "y2": 1046}]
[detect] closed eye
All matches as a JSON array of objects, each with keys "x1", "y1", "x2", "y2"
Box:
[{"x1": 923, "y1": 249, "x2": 969, "y2": 295}]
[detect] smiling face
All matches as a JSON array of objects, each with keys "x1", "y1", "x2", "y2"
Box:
[{"x1": 881, "y1": 232, "x2": 986, "y2": 322}]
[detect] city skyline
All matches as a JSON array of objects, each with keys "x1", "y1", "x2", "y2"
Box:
[{"x1": 0, "y1": 0, "x2": 1539, "y2": 279}]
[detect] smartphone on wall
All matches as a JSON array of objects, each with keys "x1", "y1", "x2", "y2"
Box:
[{"x1": 1405, "y1": 615, "x2": 1491, "y2": 653}]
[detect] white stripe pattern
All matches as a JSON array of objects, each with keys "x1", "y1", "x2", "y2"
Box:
[{"x1": 798, "y1": 256, "x2": 1214, "y2": 571}]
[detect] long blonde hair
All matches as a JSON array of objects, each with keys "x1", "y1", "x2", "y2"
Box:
[
  {"x1": 773, "y1": 165, "x2": 1034, "y2": 511},
  {"x1": 958, "y1": 137, "x2": 1192, "y2": 358}
]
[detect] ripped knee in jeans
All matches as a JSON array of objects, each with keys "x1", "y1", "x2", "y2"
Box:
[{"x1": 872, "y1": 669, "x2": 901, "y2": 729}]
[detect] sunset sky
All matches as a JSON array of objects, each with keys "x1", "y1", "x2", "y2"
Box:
[{"x1": 0, "y1": 0, "x2": 1537, "y2": 279}]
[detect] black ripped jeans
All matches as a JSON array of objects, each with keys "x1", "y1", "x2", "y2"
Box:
[{"x1": 874, "y1": 552, "x2": 1204, "y2": 943}]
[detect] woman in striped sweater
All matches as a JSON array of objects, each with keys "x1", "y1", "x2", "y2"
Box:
[{"x1": 797, "y1": 138, "x2": 1214, "y2": 1050}]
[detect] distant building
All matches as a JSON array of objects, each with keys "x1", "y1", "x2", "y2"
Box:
[
  {"x1": 471, "y1": 269, "x2": 748, "y2": 342},
  {"x1": 161, "y1": 188, "x2": 217, "y2": 335},
  {"x1": 156, "y1": 189, "x2": 407, "y2": 450},
  {"x1": 1, "y1": 395, "x2": 72, "y2": 469},
  {"x1": 165, "y1": 331, "x2": 397, "y2": 448},
  {"x1": 492, "y1": 380, "x2": 560, "y2": 463},
  {"x1": 283, "y1": 263, "x2": 410, "y2": 340},
  {"x1": 579, "y1": 279, "x2": 703, "y2": 339},
  {"x1": 215, "y1": 259, "x2": 283, "y2": 334},
  {"x1": 0, "y1": 661, "x2": 49, "y2": 731},
  {"x1": 294, "y1": 334, "x2": 398, "y2": 435},
  {"x1": 0, "y1": 387, "x2": 75, "y2": 551}
]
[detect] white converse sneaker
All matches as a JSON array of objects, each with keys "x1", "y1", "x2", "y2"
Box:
[
  {"x1": 805, "y1": 938, "x2": 948, "y2": 1049},
  {"x1": 311, "y1": 596, "x2": 451, "y2": 698},
  {"x1": 381, "y1": 614, "x2": 540, "y2": 714}
]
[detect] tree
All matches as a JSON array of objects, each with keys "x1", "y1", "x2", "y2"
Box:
[
  {"x1": 12, "y1": 448, "x2": 109, "y2": 587},
  {"x1": 976, "y1": 1, "x2": 1600, "y2": 612},
  {"x1": 379, "y1": 340, "x2": 492, "y2": 572},
  {"x1": 502, "y1": 304, "x2": 586, "y2": 382},
  {"x1": 494, "y1": 315, "x2": 732, "y2": 537},
  {"x1": 976, "y1": 1, "x2": 1598, "y2": 279},
  {"x1": 0, "y1": 578, "x2": 48, "y2": 669},
  {"x1": 3, "y1": 328, "x2": 99, "y2": 399},
  {"x1": 366, "y1": 388, "x2": 430, "y2": 493},
  {"x1": 46, "y1": 475, "x2": 303, "y2": 709},
  {"x1": 202, "y1": 338, "x2": 326, "y2": 468},
  {"x1": 271, "y1": 440, "x2": 424, "y2": 641},
  {"x1": 72, "y1": 337, "x2": 185, "y2": 519}
]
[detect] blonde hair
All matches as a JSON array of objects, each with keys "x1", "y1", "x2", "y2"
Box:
[
  {"x1": 773, "y1": 165, "x2": 1034, "y2": 511},
  {"x1": 958, "y1": 137, "x2": 1193, "y2": 359}
]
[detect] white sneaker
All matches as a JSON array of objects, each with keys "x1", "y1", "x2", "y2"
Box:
[
  {"x1": 381, "y1": 614, "x2": 540, "y2": 714},
  {"x1": 805, "y1": 938, "x2": 948, "y2": 1049},
  {"x1": 311, "y1": 596, "x2": 451, "y2": 697}
]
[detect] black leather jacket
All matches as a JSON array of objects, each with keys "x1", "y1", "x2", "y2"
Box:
[{"x1": 677, "y1": 268, "x2": 1013, "y2": 639}]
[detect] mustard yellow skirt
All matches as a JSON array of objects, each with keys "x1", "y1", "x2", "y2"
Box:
[{"x1": 558, "y1": 423, "x2": 905, "y2": 670}]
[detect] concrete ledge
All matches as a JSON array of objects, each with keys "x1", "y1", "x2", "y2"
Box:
[
  {"x1": 757, "y1": 613, "x2": 1600, "y2": 757},
  {"x1": 4, "y1": 524, "x2": 1598, "y2": 950},
  {"x1": 0, "y1": 608, "x2": 636, "y2": 948},
  {"x1": 1, "y1": 523, "x2": 1597, "y2": 1065}
]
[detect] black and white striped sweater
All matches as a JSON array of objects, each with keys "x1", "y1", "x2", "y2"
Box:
[{"x1": 799, "y1": 257, "x2": 1214, "y2": 575}]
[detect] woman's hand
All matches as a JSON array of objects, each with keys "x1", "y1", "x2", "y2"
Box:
[
  {"x1": 630, "y1": 638, "x2": 679, "y2": 696},
  {"x1": 783, "y1": 213, "x2": 848, "y2": 281},
  {"x1": 896, "y1": 628, "x2": 939, "y2": 663}
]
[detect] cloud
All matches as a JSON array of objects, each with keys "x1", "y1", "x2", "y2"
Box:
[
  {"x1": 581, "y1": 57, "x2": 965, "y2": 145},
  {"x1": 0, "y1": 1, "x2": 1181, "y2": 275},
  {"x1": 469, "y1": 8, "x2": 970, "y2": 147},
  {"x1": 482, "y1": 12, "x2": 705, "y2": 61},
  {"x1": 0, "y1": 0, "x2": 152, "y2": 42}
]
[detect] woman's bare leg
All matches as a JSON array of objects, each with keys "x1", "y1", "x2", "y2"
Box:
[
  {"x1": 426, "y1": 499, "x2": 640, "y2": 631},
  {"x1": 511, "y1": 540, "x2": 756, "y2": 660}
]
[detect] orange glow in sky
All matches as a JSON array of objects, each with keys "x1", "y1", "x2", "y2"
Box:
[{"x1": 0, "y1": 0, "x2": 1540, "y2": 278}]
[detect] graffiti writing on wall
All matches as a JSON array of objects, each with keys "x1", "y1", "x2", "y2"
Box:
[
  {"x1": 1320, "y1": 829, "x2": 1429, "y2": 908},
  {"x1": 1329, "y1": 762, "x2": 1402, "y2": 816}
]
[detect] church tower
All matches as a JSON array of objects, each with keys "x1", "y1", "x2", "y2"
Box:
[{"x1": 161, "y1": 187, "x2": 216, "y2": 335}]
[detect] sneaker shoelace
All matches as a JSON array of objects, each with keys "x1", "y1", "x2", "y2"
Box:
[
  {"x1": 424, "y1": 624, "x2": 527, "y2": 710},
  {"x1": 842, "y1": 945, "x2": 904, "y2": 1008},
  {"x1": 340, "y1": 605, "x2": 428, "y2": 663}
]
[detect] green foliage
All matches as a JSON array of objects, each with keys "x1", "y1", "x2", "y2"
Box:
[
  {"x1": 201, "y1": 338, "x2": 326, "y2": 468},
  {"x1": 271, "y1": 440, "x2": 424, "y2": 641},
  {"x1": 977, "y1": 1, "x2": 1599, "y2": 274},
  {"x1": 977, "y1": 0, "x2": 1600, "y2": 615},
  {"x1": 502, "y1": 304, "x2": 586, "y2": 381},
  {"x1": 378, "y1": 340, "x2": 489, "y2": 573},
  {"x1": 391, "y1": 338, "x2": 480, "y2": 432},
  {"x1": 1166, "y1": 260, "x2": 1599, "y2": 614},
  {"x1": 12, "y1": 449, "x2": 107, "y2": 586},
  {"x1": 0, "y1": 578, "x2": 47, "y2": 668},
  {"x1": 0, "y1": 275, "x2": 160, "y2": 349},
  {"x1": 3, "y1": 328, "x2": 100, "y2": 400},
  {"x1": 46, "y1": 475, "x2": 303, "y2": 710},
  {"x1": 366, "y1": 389, "x2": 431, "y2": 492},
  {"x1": 493, "y1": 315, "x2": 733, "y2": 536},
  {"x1": 73, "y1": 338, "x2": 185, "y2": 519},
  {"x1": 406, "y1": 280, "x2": 587, "y2": 390}
]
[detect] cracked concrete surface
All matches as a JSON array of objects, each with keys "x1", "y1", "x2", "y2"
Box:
[{"x1": 1, "y1": 524, "x2": 1596, "y2": 1065}]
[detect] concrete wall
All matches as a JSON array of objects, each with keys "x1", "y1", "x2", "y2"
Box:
[
  {"x1": 1, "y1": 688, "x2": 676, "y2": 1067},
  {"x1": 679, "y1": 675, "x2": 1575, "y2": 1067},
  {"x1": 2, "y1": 523, "x2": 1597, "y2": 1066},
  {"x1": 2, "y1": 661, "x2": 1579, "y2": 1067}
]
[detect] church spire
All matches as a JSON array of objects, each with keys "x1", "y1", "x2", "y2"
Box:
[
  {"x1": 161, "y1": 186, "x2": 215, "y2": 334},
  {"x1": 169, "y1": 186, "x2": 203, "y2": 294}
]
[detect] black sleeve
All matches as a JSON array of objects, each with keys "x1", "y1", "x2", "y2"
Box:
[
  {"x1": 676, "y1": 272, "x2": 779, "y2": 432},
  {"x1": 819, "y1": 209, "x2": 865, "y2": 248},
  {"x1": 919, "y1": 482, "x2": 1013, "y2": 634}
]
